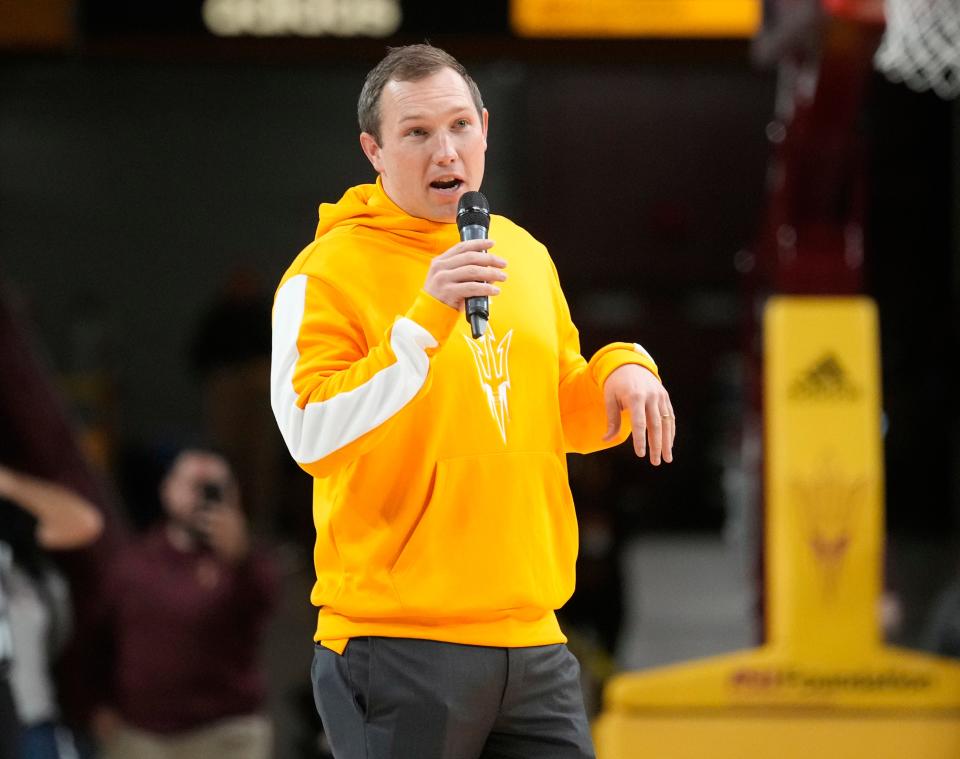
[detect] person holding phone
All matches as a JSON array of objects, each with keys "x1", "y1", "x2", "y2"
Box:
[{"x1": 91, "y1": 448, "x2": 278, "y2": 759}]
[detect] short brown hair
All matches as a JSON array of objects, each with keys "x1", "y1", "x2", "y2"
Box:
[{"x1": 358, "y1": 44, "x2": 484, "y2": 145}]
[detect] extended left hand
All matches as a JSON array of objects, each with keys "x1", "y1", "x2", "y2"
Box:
[{"x1": 602, "y1": 364, "x2": 675, "y2": 465}]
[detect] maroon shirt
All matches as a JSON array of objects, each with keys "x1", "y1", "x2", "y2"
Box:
[{"x1": 103, "y1": 528, "x2": 277, "y2": 733}]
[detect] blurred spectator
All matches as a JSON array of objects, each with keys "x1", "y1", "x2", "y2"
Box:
[
  {"x1": 1, "y1": 272, "x2": 121, "y2": 750},
  {"x1": 91, "y1": 448, "x2": 277, "y2": 759},
  {"x1": 0, "y1": 464, "x2": 103, "y2": 759}
]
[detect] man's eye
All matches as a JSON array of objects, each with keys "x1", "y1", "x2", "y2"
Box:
[
  {"x1": 408, "y1": 128, "x2": 426, "y2": 137},
  {"x1": 454, "y1": 119, "x2": 469, "y2": 128}
]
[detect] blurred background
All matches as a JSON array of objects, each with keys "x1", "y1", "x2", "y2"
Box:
[{"x1": 0, "y1": 0, "x2": 957, "y2": 756}]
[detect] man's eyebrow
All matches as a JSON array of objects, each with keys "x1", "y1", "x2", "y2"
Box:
[{"x1": 397, "y1": 106, "x2": 475, "y2": 125}]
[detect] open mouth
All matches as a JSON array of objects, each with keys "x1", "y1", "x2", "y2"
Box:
[{"x1": 429, "y1": 178, "x2": 463, "y2": 191}]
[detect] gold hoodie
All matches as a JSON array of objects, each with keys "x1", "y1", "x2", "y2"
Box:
[{"x1": 271, "y1": 179, "x2": 660, "y2": 651}]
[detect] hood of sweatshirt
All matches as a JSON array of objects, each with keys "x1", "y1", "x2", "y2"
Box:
[{"x1": 315, "y1": 177, "x2": 461, "y2": 255}]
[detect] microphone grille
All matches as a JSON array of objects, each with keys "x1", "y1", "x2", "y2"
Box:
[{"x1": 456, "y1": 191, "x2": 490, "y2": 231}]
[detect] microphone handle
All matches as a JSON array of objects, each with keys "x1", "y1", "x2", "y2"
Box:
[{"x1": 460, "y1": 223, "x2": 489, "y2": 339}]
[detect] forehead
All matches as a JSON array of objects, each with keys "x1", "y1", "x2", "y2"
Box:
[
  {"x1": 380, "y1": 67, "x2": 476, "y2": 122},
  {"x1": 171, "y1": 453, "x2": 228, "y2": 481}
]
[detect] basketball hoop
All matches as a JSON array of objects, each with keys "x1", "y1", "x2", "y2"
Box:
[{"x1": 874, "y1": 0, "x2": 960, "y2": 99}]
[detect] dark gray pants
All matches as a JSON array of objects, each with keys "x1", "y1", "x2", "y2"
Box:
[{"x1": 311, "y1": 637, "x2": 596, "y2": 759}]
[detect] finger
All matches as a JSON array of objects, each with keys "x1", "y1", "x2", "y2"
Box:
[
  {"x1": 205, "y1": 511, "x2": 227, "y2": 529},
  {"x1": 447, "y1": 282, "x2": 501, "y2": 301},
  {"x1": 436, "y1": 239, "x2": 497, "y2": 261},
  {"x1": 645, "y1": 400, "x2": 663, "y2": 465},
  {"x1": 602, "y1": 393, "x2": 621, "y2": 441},
  {"x1": 444, "y1": 250, "x2": 507, "y2": 271},
  {"x1": 447, "y1": 264, "x2": 509, "y2": 283},
  {"x1": 430, "y1": 255, "x2": 506, "y2": 289},
  {"x1": 439, "y1": 239, "x2": 496, "y2": 256},
  {"x1": 664, "y1": 402, "x2": 676, "y2": 463},
  {"x1": 630, "y1": 399, "x2": 648, "y2": 458}
]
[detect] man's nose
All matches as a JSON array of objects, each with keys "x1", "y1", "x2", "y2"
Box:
[{"x1": 433, "y1": 132, "x2": 457, "y2": 164}]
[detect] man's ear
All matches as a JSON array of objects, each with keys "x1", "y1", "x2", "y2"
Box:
[
  {"x1": 481, "y1": 108, "x2": 489, "y2": 151},
  {"x1": 359, "y1": 132, "x2": 384, "y2": 173}
]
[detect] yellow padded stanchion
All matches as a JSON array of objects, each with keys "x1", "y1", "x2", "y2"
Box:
[{"x1": 594, "y1": 297, "x2": 960, "y2": 759}]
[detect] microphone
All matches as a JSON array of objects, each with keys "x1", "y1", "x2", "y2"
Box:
[{"x1": 456, "y1": 191, "x2": 491, "y2": 340}]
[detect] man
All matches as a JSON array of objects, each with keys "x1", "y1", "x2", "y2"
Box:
[
  {"x1": 92, "y1": 449, "x2": 277, "y2": 759},
  {"x1": 270, "y1": 44, "x2": 675, "y2": 759}
]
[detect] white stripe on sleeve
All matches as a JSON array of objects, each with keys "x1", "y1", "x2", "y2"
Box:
[{"x1": 271, "y1": 274, "x2": 437, "y2": 465}]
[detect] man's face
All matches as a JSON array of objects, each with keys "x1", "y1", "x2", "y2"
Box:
[
  {"x1": 160, "y1": 451, "x2": 234, "y2": 525},
  {"x1": 360, "y1": 67, "x2": 489, "y2": 223}
]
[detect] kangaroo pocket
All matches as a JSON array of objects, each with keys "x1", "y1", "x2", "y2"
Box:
[{"x1": 389, "y1": 451, "x2": 578, "y2": 617}]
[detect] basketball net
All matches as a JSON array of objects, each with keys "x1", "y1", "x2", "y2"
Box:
[{"x1": 874, "y1": 0, "x2": 960, "y2": 98}]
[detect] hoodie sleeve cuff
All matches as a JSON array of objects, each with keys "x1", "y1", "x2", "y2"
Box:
[
  {"x1": 589, "y1": 342, "x2": 661, "y2": 387},
  {"x1": 404, "y1": 290, "x2": 461, "y2": 349}
]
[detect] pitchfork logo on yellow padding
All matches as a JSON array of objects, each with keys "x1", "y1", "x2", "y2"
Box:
[
  {"x1": 791, "y1": 458, "x2": 868, "y2": 602},
  {"x1": 463, "y1": 328, "x2": 513, "y2": 444}
]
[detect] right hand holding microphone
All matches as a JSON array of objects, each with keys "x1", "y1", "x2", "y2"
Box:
[{"x1": 424, "y1": 239, "x2": 507, "y2": 312}]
